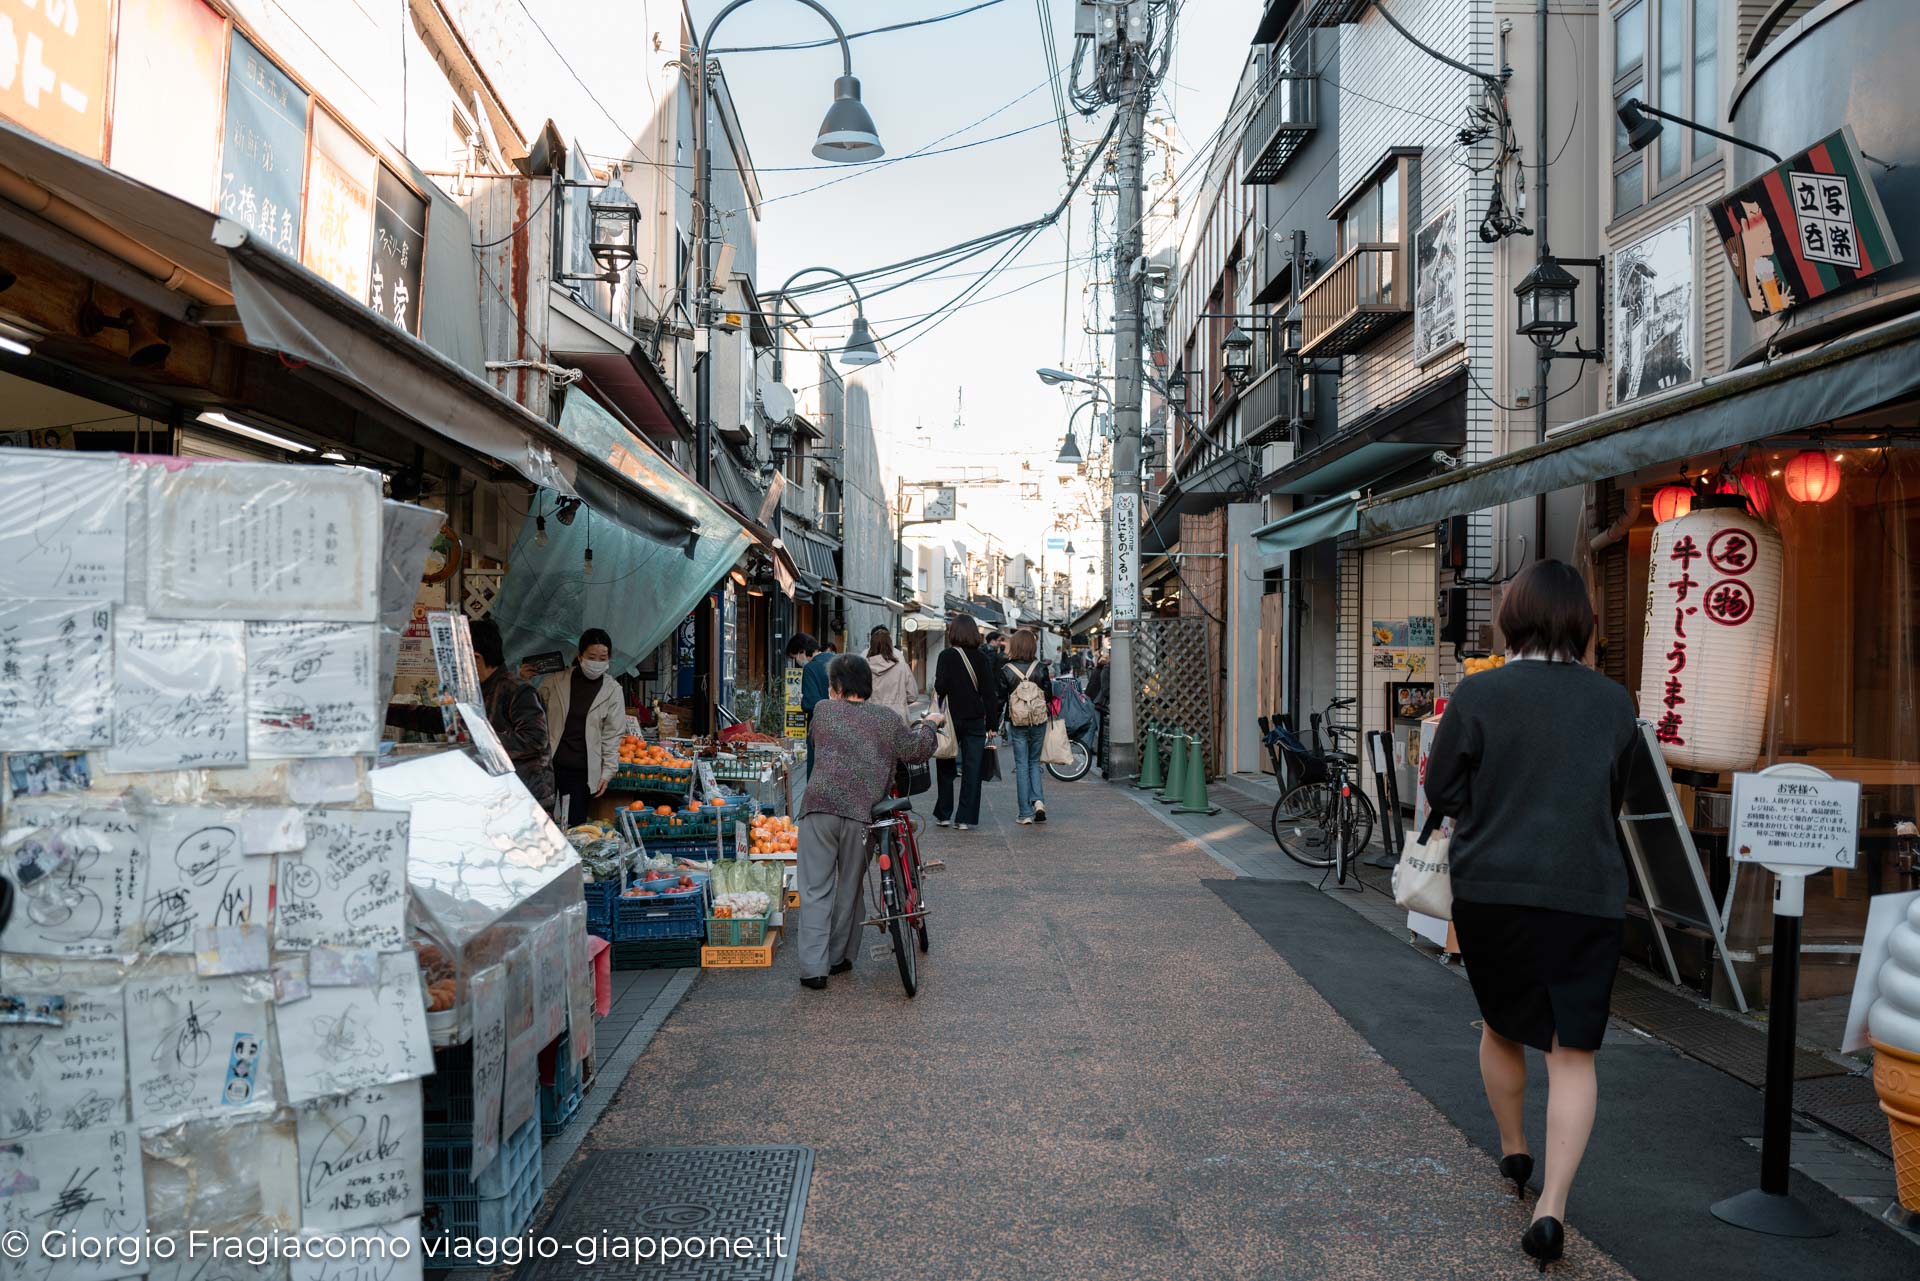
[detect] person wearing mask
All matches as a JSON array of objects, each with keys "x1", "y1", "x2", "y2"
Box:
[
  {"x1": 997, "y1": 628, "x2": 1053, "y2": 825},
  {"x1": 468, "y1": 620, "x2": 554, "y2": 811},
  {"x1": 795, "y1": 654, "x2": 942, "y2": 989},
  {"x1": 865, "y1": 626, "x2": 918, "y2": 722},
  {"x1": 1423, "y1": 560, "x2": 1643, "y2": 1272},
  {"x1": 538, "y1": 628, "x2": 624, "y2": 826},
  {"x1": 931, "y1": 615, "x2": 998, "y2": 830},
  {"x1": 787, "y1": 633, "x2": 837, "y2": 777}
]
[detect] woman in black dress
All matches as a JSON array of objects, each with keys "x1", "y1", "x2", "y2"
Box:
[{"x1": 1424, "y1": 560, "x2": 1643, "y2": 1272}]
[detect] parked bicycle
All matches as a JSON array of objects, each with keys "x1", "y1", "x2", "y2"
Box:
[
  {"x1": 1045, "y1": 676, "x2": 1101, "y2": 783},
  {"x1": 1267, "y1": 697, "x2": 1376, "y2": 884},
  {"x1": 863, "y1": 795, "x2": 930, "y2": 997}
]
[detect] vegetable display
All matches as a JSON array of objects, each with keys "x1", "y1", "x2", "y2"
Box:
[{"x1": 711, "y1": 891, "x2": 770, "y2": 920}]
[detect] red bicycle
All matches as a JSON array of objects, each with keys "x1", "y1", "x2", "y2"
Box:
[{"x1": 863, "y1": 795, "x2": 930, "y2": 997}]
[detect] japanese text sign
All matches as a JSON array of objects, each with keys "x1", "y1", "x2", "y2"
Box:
[
  {"x1": 0, "y1": 0, "x2": 110, "y2": 158},
  {"x1": 222, "y1": 28, "x2": 308, "y2": 256},
  {"x1": 1731, "y1": 770, "x2": 1860, "y2": 871},
  {"x1": 1708, "y1": 127, "x2": 1903, "y2": 318}
]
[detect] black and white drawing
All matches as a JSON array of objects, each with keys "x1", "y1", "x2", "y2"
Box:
[
  {"x1": 1413, "y1": 198, "x2": 1464, "y2": 363},
  {"x1": 1614, "y1": 213, "x2": 1698, "y2": 404}
]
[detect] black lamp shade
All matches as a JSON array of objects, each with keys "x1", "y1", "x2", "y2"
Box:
[
  {"x1": 1617, "y1": 99, "x2": 1662, "y2": 152},
  {"x1": 814, "y1": 75, "x2": 884, "y2": 162},
  {"x1": 839, "y1": 312, "x2": 882, "y2": 366},
  {"x1": 1057, "y1": 431, "x2": 1083, "y2": 465},
  {"x1": 1515, "y1": 254, "x2": 1579, "y2": 340},
  {"x1": 1165, "y1": 369, "x2": 1188, "y2": 400}
]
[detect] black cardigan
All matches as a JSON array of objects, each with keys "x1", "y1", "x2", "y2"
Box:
[{"x1": 934, "y1": 646, "x2": 999, "y2": 725}]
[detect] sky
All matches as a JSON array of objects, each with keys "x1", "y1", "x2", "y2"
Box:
[{"x1": 691, "y1": 0, "x2": 1262, "y2": 562}]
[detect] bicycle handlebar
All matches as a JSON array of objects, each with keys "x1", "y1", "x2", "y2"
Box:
[{"x1": 1328, "y1": 723, "x2": 1357, "y2": 737}]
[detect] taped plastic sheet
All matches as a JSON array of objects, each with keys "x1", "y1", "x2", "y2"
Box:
[
  {"x1": 245, "y1": 622, "x2": 381, "y2": 758},
  {"x1": 142, "y1": 460, "x2": 382, "y2": 622},
  {"x1": 108, "y1": 610, "x2": 249, "y2": 773},
  {"x1": 0, "y1": 803, "x2": 146, "y2": 959},
  {"x1": 0, "y1": 957, "x2": 128, "y2": 1138},
  {"x1": 124, "y1": 967, "x2": 278, "y2": 1128},
  {"x1": 378, "y1": 502, "x2": 443, "y2": 704},
  {"x1": 0, "y1": 448, "x2": 131, "y2": 602},
  {"x1": 140, "y1": 1110, "x2": 300, "y2": 1238}
]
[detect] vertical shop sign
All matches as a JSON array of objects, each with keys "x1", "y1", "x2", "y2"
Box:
[
  {"x1": 1111, "y1": 492, "x2": 1140, "y2": 621},
  {"x1": 369, "y1": 165, "x2": 427, "y2": 335},
  {"x1": 303, "y1": 107, "x2": 376, "y2": 300},
  {"x1": 0, "y1": 0, "x2": 111, "y2": 158},
  {"x1": 108, "y1": 0, "x2": 225, "y2": 205},
  {"x1": 221, "y1": 29, "x2": 307, "y2": 255},
  {"x1": 783, "y1": 666, "x2": 805, "y2": 739},
  {"x1": 720, "y1": 586, "x2": 738, "y2": 718}
]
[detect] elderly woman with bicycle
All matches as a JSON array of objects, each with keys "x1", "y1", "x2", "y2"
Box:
[{"x1": 795, "y1": 654, "x2": 943, "y2": 991}]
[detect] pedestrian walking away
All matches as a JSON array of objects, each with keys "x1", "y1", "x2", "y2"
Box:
[
  {"x1": 998, "y1": 628, "x2": 1053, "y2": 824},
  {"x1": 788, "y1": 632, "x2": 836, "y2": 778},
  {"x1": 537, "y1": 627, "x2": 624, "y2": 827},
  {"x1": 1423, "y1": 559, "x2": 1646, "y2": 1272},
  {"x1": 866, "y1": 625, "x2": 919, "y2": 722},
  {"x1": 794, "y1": 654, "x2": 941, "y2": 989},
  {"x1": 931, "y1": 614, "x2": 999, "y2": 830}
]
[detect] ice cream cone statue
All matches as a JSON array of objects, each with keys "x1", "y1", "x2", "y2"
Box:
[{"x1": 1869, "y1": 893, "x2": 1920, "y2": 1213}]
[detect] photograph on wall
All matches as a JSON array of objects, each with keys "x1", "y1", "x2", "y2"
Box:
[
  {"x1": 1370, "y1": 619, "x2": 1409, "y2": 648},
  {"x1": 1389, "y1": 681, "x2": 1436, "y2": 724},
  {"x1": 1413, "y1": 198, "x2": 1464, "y2": 363},
  {"x1": 1613, "y1": 213, "x2": 1698, "y2": 404}
]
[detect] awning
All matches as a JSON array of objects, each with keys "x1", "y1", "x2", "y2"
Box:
[
  {"x1": 1268, "y1": 367, "x2": 1465, "y2": 495},
  {"x1": 216, "y1": 221, "x2": 696, "y2": 547},
  {"x1": 1146, "y1": 449, "x2": 1249, "y2": 554},
  {"x1": 548, "y1": 284, "x2": 693, "y2": 443},
  {"x1": 717, "y1": 501, "x2": 801, "y2": 599},
  {"x1": 1066, "y1": 598, "x2": 1108, "y2": 636},
  {"x1": 1359, "y1": 311, "x2": 1920, "y2": 537},
  {"x1": 1253, "y1": 491, "x2": 1360, "y2": 557},
  {"x1": 788, "y1": 528, "x2": 841, "y2": 583}
]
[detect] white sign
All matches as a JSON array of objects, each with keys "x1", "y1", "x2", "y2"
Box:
[
  {"x1": 246, "y1": 622, "x2": 381, "y2": 758},
  {"x1": 0, "y1": 601, "x2": 113, "y2": 751},
  {"x1": 0, "y1": 452, "x2": 129, "y2": 603},
  {"x1": 1730, "y1": 770, "x2": 1860, "y2": 870},
  {"x1": 1, "y1": 806, "x2": 146, "y2": 959},
  {"x1": 1788, "y1": 170, "x2": 1861, "y2": 269},
  {"x1": 274, "y1": 810, "x2": 410, "y2": 952},
  {"x1": 142, "y1": 806, "x2": 269, "y2": 954},
  {"x1": 531, "y1": 915, "x2": 568, "y2": 1049},
  {"x1": 0, "y1": 1124, "x2": 147, "y2": 1281},
  {"x1": 125, "y1": 972, "x2": 275, "y2": 1127},
  {"x1": 1111, "y1": 491, "x2": 1140, "y2": 622},
  {"x1": 295, "y1": 1081, "x2": 424, "y2": 1231},
  {"x1": 0, "y1": 961, "x2": 128, "y2": 1138},
  {"x1": 277, "y1": 953, "x2": 434, "y2": 1103},
  {"x1": 107, "y1": 612, "x2": 249, "y2": 772},
  {"x1": 467, "y1": 963, "x2": 506, "y2": 1171}
]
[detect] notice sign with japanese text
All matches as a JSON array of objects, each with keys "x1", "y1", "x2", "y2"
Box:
[
  {"x1": 1111, "y1": 492, "x2": 1140, "y2": 622},
  {"x1": 1730, "y1": 771, "x2": 1860, "y2": 870},
  {"x1": 1707, "y1": 127, "x2": 1903, "y2": 318},
  {"x1": 222, "y1": 28, "x2": 308, "y2": 255},
  {"x1": 784, "y1": 666, "x2": 805, "y2": 739}
]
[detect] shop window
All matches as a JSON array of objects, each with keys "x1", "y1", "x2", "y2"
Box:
[{"x1": 1612, "y1": 0, "x2": 1720, "y2": 218}]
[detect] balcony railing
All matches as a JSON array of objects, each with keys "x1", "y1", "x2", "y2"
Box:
[
  {"x1": 1240, "y1": 72, "x2": 1316, "y2": 184},
  {"x1": 1298, "y1": 242, "x2": 1409, "y2": 358}
]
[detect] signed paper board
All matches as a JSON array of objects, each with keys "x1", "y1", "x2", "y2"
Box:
[
  {"x1": 295, "y1": 1081, "x2": 423, "y2": 1231},
  {"x1": 530, "y1": 915, "x2": 568, "y2": 1049},
  {"x1": 0, "y1": 1124, "x2": 146, "y2": 1281},
  {"x1": 126, "y1": 972, "x2": 274, "y2": 1128},
  {"x1": 290, "y1": 1217, "x2": 422, "y2": 1281},
  {"x1": 467, "y1": 964, "x2": 505, "y2": 1171},
  {"x1": 108, "y1": 613, "x2": 249, "y2": 773},
  {"x1": 278, "y1": 953, "x2": 433, "y2": 1103},
  {"x1": 564, "y1": 902, "x2": 591, "y2": 1066},
  {"x1": 144, "y1": 462, "x2": 381, "y2": 621},
  {"x1": 242, "y1": 807, "x2": 307, "y2": 855},
  {"x1": 141, "y1": 807, "x2": 270, "y2": 953},
  {"x1": 0, "y1": 806, "x2": 146, "y2": 958},
  {"x1": 0, "y1": 601, "x2": 113, "y2": 750},
  {"x1": 0, "y1": 960, "x2": 128, "y2": 1139},
  {"x1": 0, "y1": 451, "x2": 129, "y2": 602},
  {"x1": 247, "y1": 622, "x2": 380, "y2": 758},
  {"x1": 274, "y1": 811, "x2": 410, "y2": 952},
  {"x1": 502, "y1": 1028, "x2": 536, "y2": 1139}
]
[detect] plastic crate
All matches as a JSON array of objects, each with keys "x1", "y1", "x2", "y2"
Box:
[
  {"x1": 705, "y1": 906, "x2": 772, "y2": 947},
  {"x1": 606, "y1": 764, "x2": 692, "y2": 795},
  {"x1": 641, "y1": 837, "x2": 729, "y2": 863},
  {"x1": 422, "y1": 1043, "x2": 474, "y2": 1138},
  {"x1": 610, "y1": 889, "x2": 706, "y2": 942},
  {"x1": 539, "y1": 1049, "x2": 582, "y2": 1139},
  {"x1": 582, "y1": 878, "x2": 622, "y2": 926},
  {"x1": 423, "y1": 1113, "x2": 542, "y2": 1247},
  {"x1": 609, "y1": 937, "x2": 703, "y2": 970}
]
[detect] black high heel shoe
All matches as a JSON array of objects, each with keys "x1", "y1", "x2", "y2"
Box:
[
  {"x1": 1520, "y1": 1216, "x2": 1564, "y2": 1272},
  {"x1": 1498, "y1": 1153, "x2": 1534, "y2": 1200}
]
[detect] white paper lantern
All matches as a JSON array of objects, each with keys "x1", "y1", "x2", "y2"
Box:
[{"x1": 1638, "y1": 499, "x2": 1782, "y2": 774}]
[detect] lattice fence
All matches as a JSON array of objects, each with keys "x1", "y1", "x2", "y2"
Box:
[{"x1": 1132, "y1": 616, "x2": 1215, "y2": 776}]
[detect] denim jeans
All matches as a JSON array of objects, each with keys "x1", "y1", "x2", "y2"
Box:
[
  {"x1": 934, "y1": 722, "x2": 986, "y2": 825},
  {"x1": 1009, "y1": 722, "x2": 1047, "y2": 818}
]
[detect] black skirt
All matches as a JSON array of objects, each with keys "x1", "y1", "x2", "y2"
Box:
[{"x1": 1452, "y1": 899, "x2": 1624, "y2": 1052}]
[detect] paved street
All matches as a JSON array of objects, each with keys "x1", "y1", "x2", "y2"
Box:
[{"x1": 544, "y1": 776, "x2": 1916, "y2": 1280}]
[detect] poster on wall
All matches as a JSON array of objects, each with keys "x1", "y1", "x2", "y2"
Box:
[
  {"x1": 1370, "y1": 619, "x2": 1409, "y2": 648},
  {"x1": 221, "y1": 29, "x2": 309, "y2": 256},
  {"x1": 1413, "y1": 197, "x2": 1464, "y2": 363},
  {"x1": 1389, "y1": 682, "x2": 1435, "y2": 724},
  {"x1": 1613, "y1": 213, "x2": 1697, "y2": 404}
]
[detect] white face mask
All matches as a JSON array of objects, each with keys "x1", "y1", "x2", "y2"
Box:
[{"x1": 580, "y1": 658, "x2": 610, "y2": 679}]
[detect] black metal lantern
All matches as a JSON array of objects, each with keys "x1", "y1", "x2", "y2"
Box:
[
  {"x1": 1281, "y1": 299, "x2": 1304, "y2": 358},
  {"x1": 587, "y1": 175, "x2": 640, "y2": 279},
  {"x1": 1515, "y1": 252, "x2": 1579, "y2": 345},
  {"x1": 1164, "y1": 368, "x2": 1188, "y2": 403},
  {"x1": 1221, "y1": 324, "x2": 1254, "y2": 388}
]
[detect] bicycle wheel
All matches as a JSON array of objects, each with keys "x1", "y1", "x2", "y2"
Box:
[
  {"x1": 880, "y1": 859, "x2": 917, "y2": 998},
  {"x1": 1046, "y1": 738, "x2": 1093, "y2": 782},
  {"x1": 1273, "y1": 782, "x2": 1336, "y2": 869},
  {"x1": 1348, "y1": 789, "x2": 1377, "y2": 857},
  {"x1": 899, "y1": 829, "x2": 931, "y2": 954}
]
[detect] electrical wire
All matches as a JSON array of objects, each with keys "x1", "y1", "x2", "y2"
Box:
[
  {"x1": 470, "y1": 184, "x2": 554, "y2": 248},
  {"x1": 709, "y1": 0, "x2": 1012, "y2": 54}
]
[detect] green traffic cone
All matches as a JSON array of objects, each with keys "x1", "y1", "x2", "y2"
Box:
[
  {"x1": 1134, "y1": 725, "x2": 1163, "y2": 791},
  {"x1": 1177, "y1": 734, "x2": 1220, "y2": 815},
  {"x1": 1159, "y1": 731, "x2": 1188, "y2": 804}
]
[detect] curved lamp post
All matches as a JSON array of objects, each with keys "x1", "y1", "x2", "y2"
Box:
[
  {"x1": 1056, "y1": 395, "x2": 1104, "y2": 465},
  {"x1": 770, "y1": 265, "x2": 882, "y2": 383},
  {"x1": 693, "y1": 0, "x2": 882, "y2": 487}
]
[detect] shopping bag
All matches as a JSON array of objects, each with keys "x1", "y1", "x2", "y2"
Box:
[
  {"x1": 979, "y1": 743, "x2": 1001, "y2": 783},
  {"x1": 1040, "y1": 717, "x2": 1073, "y2": 766},
  {"x1": 933, "y1": 697, "x2": 958, "y2": 760},
  {"x1": 1392, "y1": 816, "x2": 1453, "y2": 919}
]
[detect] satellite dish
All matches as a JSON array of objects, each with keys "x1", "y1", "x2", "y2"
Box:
[{"x1": 759, "y1": 381, "x2": 796, "y2": 424}]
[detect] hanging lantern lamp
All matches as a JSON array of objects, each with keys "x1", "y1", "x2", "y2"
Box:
[
  {"x1": 1782, "y1": 449, "x2": 1841, "y2": 503},
  {"x1": 1651, "y1": 484, "x2": 1694, "y2": 523}
]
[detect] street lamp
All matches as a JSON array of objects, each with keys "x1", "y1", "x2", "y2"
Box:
[
  {"x1": 1056, "y1": 430, "x2": 1084, "y2": 465},
  {"x1": 586, "y1": 172, "x2": 640, "y2": 277},
  {"x1": 1514, "y1": 247, "x2": 1605, "y2": 362},
  {"x1": 770, "y1": 265, "x2": 882, "y2": 382},
  {"x1": 1616, "y1": 97, "x2": 1782, "y2": 164},
  {"x1": 1163, "y1": 368, "x2": 1188, "y2": 404},
  {"x1": 694, "y1": 0, "x2": 881, "y2": 488},
  {"x1": 1221, "y1": 325, "x2": 1254, "y2": 388},
  {"x1": 1281, "y1": 298, "x2": 1304, "y2": 358}
]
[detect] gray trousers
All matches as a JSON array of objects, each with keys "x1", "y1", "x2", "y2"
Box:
[{"x1": 796, "y1": 813, "x2": 869, "y2": 979}]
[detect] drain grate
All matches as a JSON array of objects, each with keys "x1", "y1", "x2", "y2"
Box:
[
  {"x1": 1797, "y1": 1074, "x2": 1894, "y2": 1160},
  {"x1": 1609, "y1": 974, "x2": 1844, "y2": 1084},
  {"x1": 515, "y1": 1147, "x2": 812, "y2": 1281}
]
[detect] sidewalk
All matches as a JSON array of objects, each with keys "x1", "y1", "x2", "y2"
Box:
[{"x1": 529, "y1": 774, "x2": 1914, "y2": 1279}]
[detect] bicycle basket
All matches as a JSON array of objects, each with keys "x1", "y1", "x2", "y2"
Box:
[{"x1": 896, "y1": 760, "x2": 933, "y2": 796}]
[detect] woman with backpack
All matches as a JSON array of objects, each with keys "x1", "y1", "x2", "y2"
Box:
[{"x1": 998, "y1": 629, "x2": 1053, "y2": 824}]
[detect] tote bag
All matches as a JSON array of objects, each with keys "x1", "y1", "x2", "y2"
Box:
[
  {"x1": 1392, "y1": 815, "x2": 1453, "y2": 919},
  {"x1": 933, "y1": 697, "x2": 958, "y2": 761},
  {"x1": 1040, "y1": 716, "x2": 1073, "y2": 766}
]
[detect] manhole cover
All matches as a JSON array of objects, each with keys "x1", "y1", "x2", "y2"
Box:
[{"x1": 516, "y1": 1147, "x2": 812, "y2": 1281}]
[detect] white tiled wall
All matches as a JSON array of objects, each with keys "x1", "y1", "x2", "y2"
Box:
[{"x1": 1361, "y1": 534, "x2": 1439, "y2": 801}]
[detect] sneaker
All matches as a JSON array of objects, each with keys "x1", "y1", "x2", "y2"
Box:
[
  {"x1": 1016, "y1": 816, "x2": 1034, "y2": 825},
  {"x1": 1033, "y1": 804, "x2": 1047, "y2": 823},
  {"x1": 934, "y1": 817, "x2": 952, "y2": 828},
  {"x1": 955, "y1": 823, "x2": 974, "y2": 831}
]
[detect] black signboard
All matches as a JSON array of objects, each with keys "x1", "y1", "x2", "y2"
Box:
[
  {"x1": 220, "y1": 30, "x2": 308, "y2": 255},
  {"x1": 370, "y1": 166, "x2": 428, "y2": 335}
]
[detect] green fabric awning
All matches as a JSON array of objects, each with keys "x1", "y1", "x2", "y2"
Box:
[{"x1": 1253, "y1": 492, "x2": 1359, "y2": 557}]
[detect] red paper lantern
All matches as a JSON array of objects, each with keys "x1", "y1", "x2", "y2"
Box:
[
  {"x1": 1782, "y1": 450, "x2": 1841, "y2": 503},
  {"x1": 1740, "y1": 472, "x2": 1773, "y2": 521},
  {"x1": 1651, "y1": 485, "x2": 1694, "y2": 523}
]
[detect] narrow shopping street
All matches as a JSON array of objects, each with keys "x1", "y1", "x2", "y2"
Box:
[{"x1": 541, "y1": 777, "x2": 1908, "y2": 1281}]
